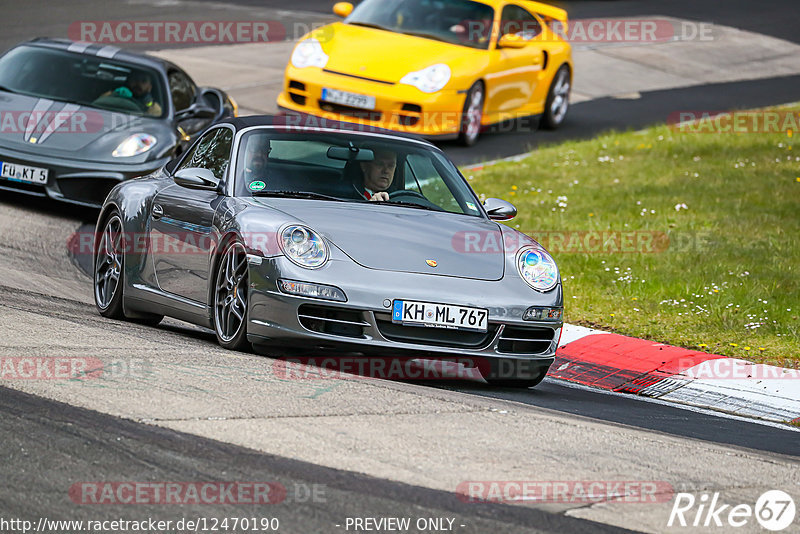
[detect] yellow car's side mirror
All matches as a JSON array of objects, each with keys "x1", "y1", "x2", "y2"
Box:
[
  {"x1": 497, "y1": 33, "x2": 528, "y2": 49},
  {"x1": 333, "y1": 2, "x2": 354, "y2": 18}
]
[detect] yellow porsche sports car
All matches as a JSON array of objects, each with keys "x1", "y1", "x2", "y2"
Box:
[{"x1": 277, "y1": 0, "x2": 572, "y2": 145}]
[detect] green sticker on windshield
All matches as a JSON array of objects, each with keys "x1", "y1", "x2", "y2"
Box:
[
  {"x1": 466, "y1": 201, "x2": 477, "y2": 211},
  {"x1": 249, "y1": 181, "x2": 266, "y2": 192}
]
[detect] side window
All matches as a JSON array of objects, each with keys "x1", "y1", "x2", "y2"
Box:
[
  {"x1": 168, "y1": 69, "x2": 196, "y2": 112},
  {"x1": 500, "y1": 5, "x2": 542, "y2": 40},
  {"x1": 405, "y1": 154, "x2": 463, "y2": 213},
  {"x1": 177, "y1": 128, "x2": 234, "y2": 181}
]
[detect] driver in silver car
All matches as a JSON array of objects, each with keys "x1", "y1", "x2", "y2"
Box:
[{"x1": 359, "y1": 148, "x2": 396, "y2": 201}]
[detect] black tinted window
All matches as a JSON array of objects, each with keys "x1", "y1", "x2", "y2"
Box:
[
  {"x1": 178, "y1": 128, "x2": 233, "y2": 180},
  {"x1": 168, "y1": 69, "x2": 196, "y2": 111},
  {"x1": 500, "y1": 5, "x2": 542, "y2": 39},
  {"x1": 0, "y1": 45, "x2": 167, "y2": 118}
]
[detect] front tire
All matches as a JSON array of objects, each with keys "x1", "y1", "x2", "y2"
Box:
[
  {"x1": 94, "y1": 212, "x2": 125, "y2": 319},
  {"x1": 213, "y1": 238, "x2": 251, "y2": 351},
  {"x1": 541, "y1": 65, "x2": 571, "y2": 130},
  {"x1": 458, "y1": 82, "x2": 485, "y2": 146}
]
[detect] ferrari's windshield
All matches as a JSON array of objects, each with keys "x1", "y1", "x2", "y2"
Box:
[
  {"x1": 347, "y1": 0, "x2": 495, "y2": 50},
  {"x1": 0, "y1": 45, "x2": 167, "y2": 118},
  {"x1": 235, "y1": 130, "x2": 483, "y2": 217}
]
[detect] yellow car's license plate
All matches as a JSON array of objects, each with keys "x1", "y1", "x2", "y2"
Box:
[{"x1": 322, "y1": 88, "x2": 376, "y2": 110}]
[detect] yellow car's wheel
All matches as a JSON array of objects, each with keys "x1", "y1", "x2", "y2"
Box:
[
  {"x1": 542, "y1": 65, "x2": 571, "y2": 130},
  {"x1": 458, "y1": 82, "x2": 485, "y2": 146}
]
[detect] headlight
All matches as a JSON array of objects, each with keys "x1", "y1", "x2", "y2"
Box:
[
  {"x1": 280, "y1": 225, "x2": 328, "y2": 268},
  {"x1": 291, "y1": 39, "x2": 329, "y2": 69},
  {"x1": 399, "y1": 64, "x2": 451, "y2": 93},
  {"x1": 112, "y1": 134, "x2": 157, "y2": 158},
  {"x1": 516, "y1": 247, "x2": 559, "y2": 292}
]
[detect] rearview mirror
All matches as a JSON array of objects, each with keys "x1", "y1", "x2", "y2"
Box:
[
  {"x1": 484, "y1": 198, "x2": 517, "y2": 220},
  {"x1": 333, "y1": 2, "x2": 353, "y2": 17},
  {"x1": 497, "y1": 33, "x2": 528, "y2": 49},
  {"x1": 327, "y1": 146, "x2": 374, "y2": 161},
  {"x1": 174, "y1": 168, "x2": 221, "y2": 191}
]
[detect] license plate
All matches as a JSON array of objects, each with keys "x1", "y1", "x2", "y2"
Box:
[
  {"x1": 392, "y1": 300, "x2": 488, "y2": 332},
  {"x1": 322, "y1": 88, "x2": 376, "y2": 110},
  {"x1": 0, "y1": 161, "x2": 48, "y2": 185}
]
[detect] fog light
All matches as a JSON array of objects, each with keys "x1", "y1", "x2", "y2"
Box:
[
  {"x1": 522, "y1": 307, "x2": 563, "y2": 321},
  {"x1": 279, "y1": 279, "x2": 346, "y2": 302}
]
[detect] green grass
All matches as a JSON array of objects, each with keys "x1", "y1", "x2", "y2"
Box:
[{"x1": 465, "y1": 105, "x2": 800, "y2": 365}]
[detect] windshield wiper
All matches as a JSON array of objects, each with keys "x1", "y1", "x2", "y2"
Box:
[
  {"x1": 348, "y1": 21, "x2": 393, "y2": 32},
  {"x1": 369, "y1": 200, "x2": 441, "y2": 211},
  {"x1": 253, "y1": 190, "x2": 344, "y2": 202},
  {"x1": 399, "y1": 31, "x2": 451, "y2": 43}
]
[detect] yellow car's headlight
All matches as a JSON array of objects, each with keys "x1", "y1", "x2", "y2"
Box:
[
  {"x1": 399, "y1": 64, "x2": 451, "y2": 93},
  {"x1": 291, "y1": 39, "x2": 329, "y2": 69}
]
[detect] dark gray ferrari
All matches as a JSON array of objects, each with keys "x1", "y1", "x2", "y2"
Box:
[
  {"x1": 93, "y1": 116, "x2": 563, "y2": 386},
  {"x1": 0, "y1": 38, "x2": 236, "y2": 207}
]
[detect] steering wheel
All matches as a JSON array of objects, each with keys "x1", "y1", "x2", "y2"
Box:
[{"x1": 92, "y1": 94, "x2": 145, "y2": 113}]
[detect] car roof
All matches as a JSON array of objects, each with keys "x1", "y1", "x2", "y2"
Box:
[
  {"x1": 17, "y1": 38, "x2": 178, "y2": 73},
  {"x1": 218, "y1": 115, "x2": 437, "y2": 147}
]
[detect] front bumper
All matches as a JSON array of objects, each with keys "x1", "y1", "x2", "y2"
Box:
[
  {"x1": 278, "y1": 66, "x2": 468, "y2": 139},
  {"x1": 0, "y1": 144, "x2": 170, "y2": 207},
  {"x1": 246, "y1": 254, "x2": 562, "y2": 369}
]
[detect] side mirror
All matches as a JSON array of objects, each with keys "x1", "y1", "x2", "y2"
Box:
[
  {"x1": 484, "y1": 198, "x2": 517, "y2": 220},
  {"x1": 333, "y1": 2, "x2": 353, "y2": 18},
  {"x1": 174, "y1": 167, "x2": 221, "y2": 191},
  {"x1": 175, "y1": 102, "x2": 217, "y2": 121},
  {"x1": 497, "y1": 33, "x2": 528, "y2": 49}
]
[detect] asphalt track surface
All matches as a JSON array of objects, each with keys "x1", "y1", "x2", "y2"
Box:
[
  {"x1": 2, "y1": 1, "x2": 800, "y2": 531},
  {"x1": 1, "y1": 386, "x2": 632, "y2": 534}
]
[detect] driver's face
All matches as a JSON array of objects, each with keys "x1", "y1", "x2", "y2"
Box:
[
  {"x1": 129, "y1": 76, "x2": 152, "y2": 97},
  {"x1": 361, "y1": 153, "x2": 396, "y2": 192},
  {"x1": 248, "y1": 152, "x2": 266, "y2": 172}
]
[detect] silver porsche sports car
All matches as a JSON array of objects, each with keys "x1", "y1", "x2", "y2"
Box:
[{"x1": 93, "y1": 116, "x2": 563, "y2": 386}]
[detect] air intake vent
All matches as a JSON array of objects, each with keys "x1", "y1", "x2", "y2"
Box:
[
  {"x1": 298, "y1": 305, "x2": 369, "y2": 338},
  {"x1": 497, "y1": 326, "x2": 555, "y2": 355}
]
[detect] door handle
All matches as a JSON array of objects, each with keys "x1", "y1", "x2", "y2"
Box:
[{"x1": 152, "y1": 204, "x2": 164, "y2": 220}]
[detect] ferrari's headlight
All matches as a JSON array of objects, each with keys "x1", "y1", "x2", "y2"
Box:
[
  {"x1": 280, "y1": 225, "x2": 328, "y2": 268},
  {"x1": 291, "y1": 39, "x2": 329, "y2": 69},
  {"x1": 112, "y1": 134, "x2": 157, "y2": 158},
  {"x1": 399, "y1": 64, "x2": 451, "y2": 93},
  {"x1": 516, "y1": 247, "x2": 559, "y2": 292}
]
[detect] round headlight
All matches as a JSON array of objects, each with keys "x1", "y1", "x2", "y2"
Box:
[
  {"x1": 280, "y1": 225, "x2": 328, "y2": 268},
  {"x1": 399, "y1": 63, "x2": 451, "y2": 93},
  {"x1": 291, "y1": 38, "x2": 329, "y2": 69},
  {"x1": 516, "y1": 247, "x2": 559, "y2": 292}
]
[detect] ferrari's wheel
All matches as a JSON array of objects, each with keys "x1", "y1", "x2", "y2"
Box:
[
  {"x1": 458, "y1": 81, "x2": 485, "y2": 146},
  {"x1": 542, "y1": 65, "x2": 571, "y2": 130},
  {"x1": 214, "y1": 238, "x2": 251, "y2": 351},
  {"x1": 94, "y1": 212, "x2": 126, "y2": 319}
]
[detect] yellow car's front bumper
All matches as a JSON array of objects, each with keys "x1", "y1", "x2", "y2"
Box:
[{"x1": 277, "y1": 66, "x2": 469, "y2": 139}]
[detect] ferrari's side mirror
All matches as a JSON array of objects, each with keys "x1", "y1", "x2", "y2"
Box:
[
  {"x1": 174, "y1": 167, "x2": 221, "y2": 191},
  {"x1": 497, "y1": 33, "x2": 528, "y2": 49},
  {"x1": 333, "y1": 2, "x2": 353, "y2": 18},
  {"x1": 484, "y1": 198, "x2": 517, "y2": 220}
]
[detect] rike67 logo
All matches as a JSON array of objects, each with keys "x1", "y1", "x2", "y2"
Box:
[{"x1": 668, "y1": 490, "x2": 796, "y2": 531}]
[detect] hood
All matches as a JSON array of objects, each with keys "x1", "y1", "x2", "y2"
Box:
[
  {"x1": 0, "y1": 91, "x2": 171, "y2": 160},
  {"x1": 318, "y1": 23, "x2": 485, "y2": 84},
  {"x1": 250, "y1": 198, "x2": 506, "y2": 280}
]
